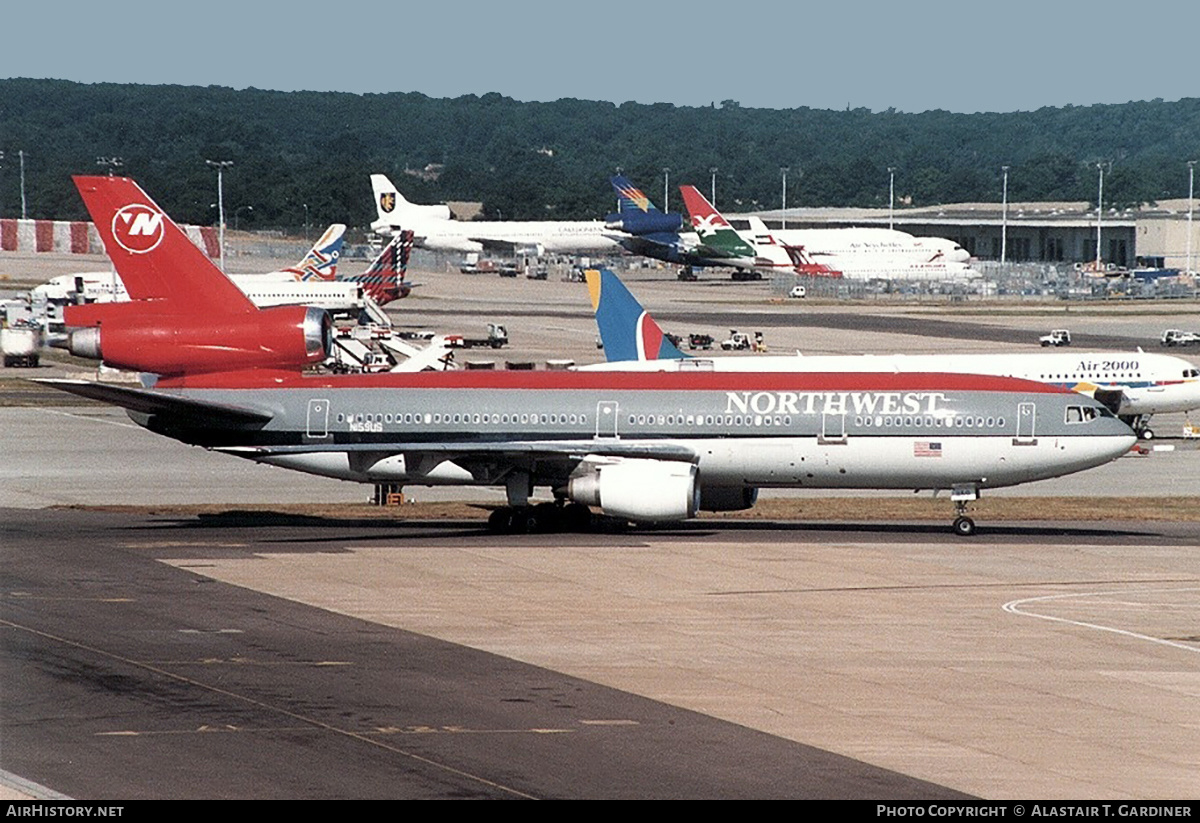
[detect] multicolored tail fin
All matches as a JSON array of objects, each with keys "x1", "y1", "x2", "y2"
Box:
[
  {"x1": 608, "y1": 175, "x2": 683, "y2": 235},
  {"x1": 678, "y1": 185, "x2": 757, "y2": 259},
  {"x1": 280, "y1": 224, "x2": 346, "y2": 281},
  {"x1": 612, "y1": 175, "x2": 661, "y2": 215},
  {"x1": 585, "y1": 268, "x2": 687, "y2": 362},
  {"x1": 344, "y1": 230, "x2": 414, "y2": 305},
  {"x1": 71, "y1": 175, "x2": 255, "y2": 315}
]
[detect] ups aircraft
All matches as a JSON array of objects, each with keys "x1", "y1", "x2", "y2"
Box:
[{"x1": 40, "y1": 177, "x2": 1135, "y2": 536}]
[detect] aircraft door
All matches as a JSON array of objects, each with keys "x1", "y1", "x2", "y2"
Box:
[
  {"x1": 307, "y1": 398, "x2": 330, "y2": 439},
  {"x1": 819, "y1": 411, "x2": 847, "y2": 444},
  {"x1": 596, "y1": 401, "x2": 619, "y2": 438},
  {"x1": 1014, "y1": 402, "x2": 1036, "y2": 445}
]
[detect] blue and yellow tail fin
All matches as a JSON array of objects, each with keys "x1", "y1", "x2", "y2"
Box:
[{"x1": 584, "y1": 268, "x2": 687, "y2": 362}]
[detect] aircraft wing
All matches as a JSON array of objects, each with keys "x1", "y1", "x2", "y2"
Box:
[
  {"x1": 216, "y1": 439, "x2": 698, "y2": 465},
  {"x1": 34, "y1": 379, "x2": 274, "y2": 426},
  {"x1": 612, "y1": 232, "x2": 745, "y2": 268},
  {"x1": 468, "y1": 237, "x2": 523, "y2": 254}
]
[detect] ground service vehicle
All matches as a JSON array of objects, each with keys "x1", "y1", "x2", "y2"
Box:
[
  {"x1": 1040, "y1": 329, "x2": 1072, "y2": 347},
  {"x1": 1161, "y1": 329, "x2": 1200, "y2": 347},
  {"x1": 1, "y1": 322, "x2": 41, "y2": 368}
]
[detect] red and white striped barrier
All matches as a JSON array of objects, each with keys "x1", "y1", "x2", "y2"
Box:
[{"x1": 0, "y1": 218, "x2": 220, "y2": 259}]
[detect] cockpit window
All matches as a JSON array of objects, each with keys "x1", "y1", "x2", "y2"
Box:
[{"x1": 1065, "y1": 406, "x2": 1099, "y2": 424}]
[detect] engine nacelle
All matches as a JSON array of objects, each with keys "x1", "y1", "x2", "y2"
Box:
[
  {"x1": 698, "y1": 486, "x2": 759, "y2": 512},
  {"x1": 567, "y1": 458, "x2": 698, "y2": 522},
  {"x1": 63, "y1": 304, "x2": 330, "y2": 375}
]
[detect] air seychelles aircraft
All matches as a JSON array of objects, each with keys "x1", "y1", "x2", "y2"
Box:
[
  {"x1": 581, "y1": 267, "x2": 1200, "y2": 440},
  {"x1": 41, "y1": 177, "x2": 1135, "y2": 536}
]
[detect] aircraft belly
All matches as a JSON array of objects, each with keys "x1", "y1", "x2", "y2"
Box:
[
  {"x1": 694, "y1": 434, "x2": 1135, "y2": 491},
  {"x1": 1122, "y1": 383, "x2": 1200, "y2": 416}
]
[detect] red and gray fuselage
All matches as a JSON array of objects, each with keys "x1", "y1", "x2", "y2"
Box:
[{"x1": 138, "y1": 370, "x2": 1134, "y2": 503}]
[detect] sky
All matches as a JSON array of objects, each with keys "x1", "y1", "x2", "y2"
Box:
[{"x1": 1, "y1": 1, "x2": 1196, "y2": 114}]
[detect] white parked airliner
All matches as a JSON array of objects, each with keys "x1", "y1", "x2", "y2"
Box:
[
  {"x1": 369, "y1": 173, "x2": 620, "y2": 255},
  {"x1": 582, "y1": 268, "x2": 1200, "y2": 439}
]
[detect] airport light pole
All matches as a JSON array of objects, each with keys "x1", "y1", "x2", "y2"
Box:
[
  {"x1": 781, "y1": 166, "x2": 790, "y2": 231},
  {"x1": 1187, "y1": 160, "x2": 1196, "y2": 275},
  {"x1": 19, "y1": 150, "x2": 27, "y2": 220},
  {"x1": 1001, "y1": 165, "x2": 1010, "y2": 264},
  {"x1": 710, "y1": 167, "x2": 718, "y2": 207},
  {"x1": 1095, "y1": 162, "x2": 1105, "y2": 272},
  {"x1": 206, "y1": 159, "x2": 233, "y2": 272},
  {"x1": 662, "y1": 168, "x2": 670, "y2": 212},
  {"x1": 888, "y1": 167, "x2": 895, "y2": 231}
]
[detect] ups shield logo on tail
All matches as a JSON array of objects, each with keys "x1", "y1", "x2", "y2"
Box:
[{"x1": 379, "y1": 193, "x2": 396, "y2": 214}]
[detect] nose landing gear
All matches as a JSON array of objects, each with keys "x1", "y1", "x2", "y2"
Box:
[{"x1": 951, "y1": 485, "x2": 979, "y2": 537}]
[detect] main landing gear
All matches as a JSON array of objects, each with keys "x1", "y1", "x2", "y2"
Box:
[{"x1": 487, "y1": 502, "x2": 593, "y2": 534}]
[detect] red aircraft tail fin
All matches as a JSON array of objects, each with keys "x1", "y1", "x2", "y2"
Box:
[{"x1": 72, "y1": 176, "x2": 256, "y2": 315}]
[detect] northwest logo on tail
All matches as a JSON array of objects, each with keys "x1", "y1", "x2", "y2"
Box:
[{"x1": 112, "y1": 204, "x2": 165, "y2": 254}]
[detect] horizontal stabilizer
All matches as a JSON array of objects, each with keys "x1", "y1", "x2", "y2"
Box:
[{"x1": 35, "y1": 379, "x2": 274, "y2": 425}]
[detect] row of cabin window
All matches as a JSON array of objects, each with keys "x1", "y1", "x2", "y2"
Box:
[
  {"x1": 857, "y1": 415, "x2": 1006, "y2": 429},
  {"x1": 336, "y1": 412, "x2": 589, "y2": 426},
  {"x1": 628, "y1": 413, "x2": 792, "y2": 428}
]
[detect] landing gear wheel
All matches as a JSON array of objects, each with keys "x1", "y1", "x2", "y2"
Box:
[
  {"x1": 561, "y1": 502, "x2": 593, "y2": 532},
  {"x1": 529, "y1": 502, "x2": 561, "y2": 533},
  {"x1": 488, "y1": 508, "x2": 514, "y2": 533},
  {"x1": 1139, "y1": 428, "x2": 1155, "y2": 441},
  {"x1": 953, "y1": 516, "x2": 977, "y2": 537}
]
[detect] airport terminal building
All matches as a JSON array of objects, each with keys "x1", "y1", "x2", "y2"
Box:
[{"x1": 747, "y1": 198, "x2": 1199, "y2": 271}]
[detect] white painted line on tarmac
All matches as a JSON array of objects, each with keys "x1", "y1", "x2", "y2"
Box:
[
  {"x1": 1003, "y1": 587, "x2": 1200, "y2": 656},
  {"x1": 44, "y1": 408, "x2": 142, "y2": 430}
]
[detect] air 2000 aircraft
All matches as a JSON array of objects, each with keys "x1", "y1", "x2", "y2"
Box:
[
  {"x1": 40, "y1": 177, "x2": 1135, "y2": 536},
  {"x1": 582, "y1": 267, "x2": 1200, "y2": 439}
]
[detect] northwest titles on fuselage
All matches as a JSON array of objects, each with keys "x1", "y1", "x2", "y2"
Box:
[{"x1": 725, "y1": 390, "x2": 948, "y2": 417}]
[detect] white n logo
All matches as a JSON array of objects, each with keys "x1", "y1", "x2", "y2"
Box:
[
  {"x1": 112, "y1": 203, "x2": 166, "y2": 254},
  {"x1": 128, "y1": 212, "x2": 162, "y2": 236}
]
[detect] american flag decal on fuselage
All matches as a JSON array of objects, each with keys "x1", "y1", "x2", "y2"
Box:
[{"x1": 914, "y1": 441, "x2": 943, "y2": 457}]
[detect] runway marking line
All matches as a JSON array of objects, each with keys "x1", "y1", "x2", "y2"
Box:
[
  {"x1": 43, "y1": 408, "x2": 142, "y2": 430},
  {"x1": 3, "y1": 592, "x2": 133, "y2": 603},
  {"x1": 369, "y1": 726, "x2": 574, "y2": 736}
]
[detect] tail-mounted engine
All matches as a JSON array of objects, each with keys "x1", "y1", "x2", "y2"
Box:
[{"x1": 62, "y1": 303, "x2": 331, "y2": 375}]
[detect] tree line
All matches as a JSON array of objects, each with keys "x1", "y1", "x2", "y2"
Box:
[{"x1": 1, "y1": 79, "x2": 1198, "y2": 233}]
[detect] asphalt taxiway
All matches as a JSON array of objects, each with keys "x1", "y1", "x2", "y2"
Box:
[
  {"x1": 5, "y1": 255, "x2": 1200, "y2": 798},
  {"x1": 4, "y1": 506, "x2": 1200, "y2": 799},
  {"x1": 2, "y1": 507, "x2": 971, "y2": 799}
]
